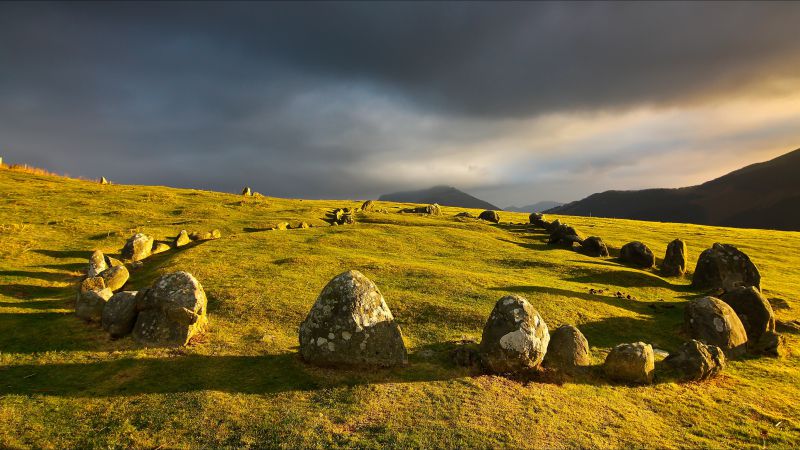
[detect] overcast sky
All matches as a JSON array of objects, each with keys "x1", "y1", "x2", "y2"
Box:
[{"x1": 2, "y1": 2, "x2": 800, "y2": 206}]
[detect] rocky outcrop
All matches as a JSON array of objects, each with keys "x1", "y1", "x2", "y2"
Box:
[
  {"x1": 299, "y1": 270, "x2": 407, "y2": 367},
  {"x1": 692, "y1": 243, "x2": 761, "y2": 291},
  {"x1": 479, "y1": 295, "x2": 550, "y2": 374}
]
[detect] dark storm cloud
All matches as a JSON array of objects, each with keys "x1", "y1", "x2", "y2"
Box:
[{"x1": 1, "y1": 2, "x2": 800, "y2": 202}]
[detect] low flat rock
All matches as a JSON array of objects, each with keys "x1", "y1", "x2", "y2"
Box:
[
  {"x1": 479, "y1": 295, "x2": 550, "y2": 374},
  {"x1": 132, "y1": 271, "x2": 208, "y2": 347},
  {"x1": 299, "y1": 270, "x2": 407, "y2": 367}
]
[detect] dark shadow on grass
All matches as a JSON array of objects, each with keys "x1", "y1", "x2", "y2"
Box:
[
  {"x1": 0, "y1": 311, "x2": 107, "y2": 353},
  {"x1": 41, "y1": 262, "x2": 88, "y2": 272},
  {"x1": 0, "y1": 270, "x2": 78, "y2": 282},
  {"x1": 578, "y1": 315, "x2": 683, "y2": 351},
  {"x1": 0, "y1": 284, "x2": 71, "y2": 300},
  {"x1": 32, "y1": 249, "x2": 90, "y2": 259},
  {"x1": 0, "y1": 299, "x2": 71, "y2": 310},
  {"x1": 562, "y1": 267, "x2": 691, "y2": 290}
]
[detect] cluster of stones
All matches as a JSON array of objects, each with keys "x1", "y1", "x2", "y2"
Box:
[
  {"x1": 401, "y1": 203, "x2": 442, "y2": 215},
  {"x1": 75, "y1": 233, "x2": 211, "y2": 346},
  {"x1": 296, "y1": 271, "x2": 730, "y2": 384},
  {"x1": 241, "y1": 186, "x2": 263, "y2": 197}
]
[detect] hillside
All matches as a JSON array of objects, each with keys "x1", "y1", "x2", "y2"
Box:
[
  {"x1": 505, "y1": 201, "x2": 564, "y2": 213},
  {"x1": 549, "y1": 148, "x2": 800, "y2": 231},
  {"x1": 379, "y1": 185, "x2": 499, "y2": 210},
  {"x1": 1, "y1": 168, "x2": 799, "y2": 448}
]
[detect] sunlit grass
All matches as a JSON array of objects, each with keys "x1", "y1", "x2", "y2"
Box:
[{"x1": 0, "y1": 168, "x2": 798, "y2": 448}]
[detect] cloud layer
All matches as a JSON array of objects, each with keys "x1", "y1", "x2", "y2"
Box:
[{"x1": 1, "y1": 2, "x2": 799, "y2": 205}]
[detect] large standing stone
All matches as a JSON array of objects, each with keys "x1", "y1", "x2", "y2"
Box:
[
  {"x1": 479, "y1": 295, "x2": 550, "y2": 373},
  {"x1": 720, "y1": 286, "x2": 775, "y2": 344},
  {"x1": 478, "y1": 210, "x2": 500, "y2": 223},
  {"x1": 121, "y1": 233, "x2": 153, "y2": 262},
  {"x1": 603, "y1": 342, "x2": 654, "y2": 384},
  {"x1": 663, "y1": 340, "x2": 725, "y2": 381},
  {"x1": 242, "y1": 186, "x2": 252, "y2": 196},
  {"x1": 100, "y1": 265, "x2": 129, "y2": 292},
  {"x1": 684, "y1": 296, "x2": 748, "y2": 357},
  {"x1": 299, "y1": 270, "x2": 407, "y2": 367},
  {"x1": 579, "y1": 236, "x2": 609, "y2": 257},
  {"x1": 661, "y1": 239, "x2": 688, "y2": 276},
  {"x1": 543, "y1": 325, "x2": 591, "y2": 372},
  {"x1": 620, "y1": 241, "x2": 655, "y2": 268},
  {"x1": 692, "y1": 243, "x2": 761, "y2": 291},
  {"x1": 87, "y1": 250, "x2": 108, "y2": 277},
  {"x1": 76, "y1": 287, "x2": 113, "y2": 322},
  {"x1": 548, "y1": 224, "x2": 585, "y2": 247},
  {"x1": 132, "y1": 271, "x2": 208, "y2": 347},
  {"x1": 102, "y1": 291, "x2": 139, "y2": 338},
  {"x1": 175, "y1": 230, "x2": 192, "y2": 247}
]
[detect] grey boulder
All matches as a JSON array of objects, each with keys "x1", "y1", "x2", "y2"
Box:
[
  {"x1": 121, "y1": 233, "x2": 153, "y2": 262},
  {"x1": 620, "y1": 241, "x2": 655, "y2": 268},
  {"x1": 543, "y1": 325, "x2": 591, "y2": 372},
  {"x1": 87, "y1": 250, "x2": 108, "y2": 277},
  {"x1": 132, "y1": 271, "x2": 208, "y2": 347},
  {"x1": 76, "y1": 287, "x2": 113, "y2": 322},
  {"x1": 479, "y1": 295, "x2": 550, "y2": 374},
  {"x1": 299, "y1": 270, "x2": 407, "y2": 367},
  {"x1": 99, "y1": 265, "x2": 129, "y2": 292}
]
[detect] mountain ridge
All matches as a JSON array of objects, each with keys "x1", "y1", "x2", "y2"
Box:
[{"x1": 378, "y1": 185, "x2": 499, "y2": 210}]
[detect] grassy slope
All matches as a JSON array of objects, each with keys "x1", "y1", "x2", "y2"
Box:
[{"x1": 0, "y1": 168, "x2": 798, "y2": 449}]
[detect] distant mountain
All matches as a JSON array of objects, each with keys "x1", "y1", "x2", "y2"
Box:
[
  {"x1": 548, "y1": 148, "x2": 800, "y2": 231},
  {"x1": 379, "y1": 185, "x2": 499, "y2": 210},
  {"x1": 505, "y1": 201, "x2": 564, "y2": 213}
]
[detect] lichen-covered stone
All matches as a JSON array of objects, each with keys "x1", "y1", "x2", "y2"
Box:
[
  {"x1": 603, "y1": 342, "x2": 654, "y2": 384},
  {"x1": 121, "y1": 233, "x2": 153, "y2": 261},
  {"x1": 102, "y1": 291, "x2": 139, "y2": 338},
  {"x1": 543, "y1": 325, "x2": 591, "y2": 371},
  {"x1": 360, "y1": 200, "x2": 375, "y2": 212},
  {"x1": 132, "y1": 271, "x2": 208, "y2": 347},
  {"x1": 211, "y1": 229, "x2": 221, "y2": 239},
  {"x1": 662, "y1": 239, "x2": 687, "y2": 276},
  {"x1": 620, "y1": 241, "x2": 655, "y2": 268},
  {"x1": 80, "y1": 276, "x2": 106, "y2": 293},
  {"x1": 663, "y1": 339, "x2": 725, "y2": 381},
  {"x1": 720, "y1": 286, "x2": 775, "y2": 344},
  {"x1": 299, "y1": 270, "x2": 407, "y2": 367},
  {"x1": 175, "y1": 230, "x2": 191, "y2": 247},
  {"x1": 579, "y1": 236, "x2": 609, "y2": 257},
  {"x1": 479, "y1": 295, "x2": 550, "y2": 374},
  {"x1": 692, "y1": 243, "x2": 761, "y2": 291},
  {"x1": 749, "y1": 330, "x2": 786, "y2": 357},
  {"x1": 76, "y1": 287, "x2": 113, "y2": 322},
  {"x1": 685, "y1": 296, "x2": 748, "y2": 357},
  {"x1": 478, "y1": 210, "x2": 500, "y2": 223},
  {"x1": 87, "y1": 250, "x2": 108, "y2": 277},
  {"x1": 100, "y1": 265, "x2": 129, "y2": 292}
]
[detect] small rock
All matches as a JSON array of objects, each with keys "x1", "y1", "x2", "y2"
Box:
[
  {"x1": 603, "y1": 342, "x2": 654, "y2": 384},
  {"x1": 211, "y1": 229, "x2": 221, "y2": 239},
  {"x1": 80, "y1": 276, "x2": 106, "y2": 293},
  {"x1": 151, "y1": 242, "x2": 171, "y2": 254},
  {"x1": 478, "y1": 210, "x2": 501, "y2": 223},
  {"x1": 749, "y1": 330, "x2": 786, "y2": 357},
  {"x1": 100, "y1": 176, "x2": 109, "y2": 185},
  {"x1": 451, "y1": 339, "x2": 481, "y2": 368},
  {"x1": 175, "y1": 230, "x2": 192, "y2": 247},
  {"x1": 580, "y1": 236, "x2": 610, "y2": 257},
  {"x1": 242, "y1": 186, "x2": 252, "y2": 196},
  {"x1": 455, "y1": 212, "x2": 476, "y2": 218},
  {"x1": 276, "y1": 222, "x2": 290, "y2": 230},
  {"x1": 99, "y1": 265, "x2": 129, "y2": 292},
  {"x1": 121, "y1": 233, "x2": 153, "y2": 262},
  {"x1": 663, "y1": 340, "x2": 725, "y2": 381},
  {"x1": 543, "y1": 325, "x2": 591, "y2": 372},
  {"x1": 87, "y1": 250, "x2": 108, "y2": 277},
  {"x1": 106, "y1": 256, "x2": 124, "y2": 268},
  {"x1": 662, "y1": 239, "x2": 688, "y2": 276}
]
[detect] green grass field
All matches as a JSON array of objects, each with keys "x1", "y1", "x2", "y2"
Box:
[{"x1": 1, "y1": 168, "x2": 798, "y2": 448}]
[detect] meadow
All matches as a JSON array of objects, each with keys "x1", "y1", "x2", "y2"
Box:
[{"x1": 0, "y1": 167, "x2": 798, "y2": 448}]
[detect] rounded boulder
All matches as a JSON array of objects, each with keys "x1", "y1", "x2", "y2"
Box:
[
  {"x1": 684, "y1": 296, "x2": 748, "y2": 357},
  {"x1": 603, "y1": 342, "x2": 654, "y2": 384},
  {"x1": 543, "y1": 325, "x2": 591, "y2": 372},
  {"x1": 620, "y1": 241, "x2": 655, "y2": 268},
  {"x1": 479, "y1": 295, "x2": 550, "y2": 374}
]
